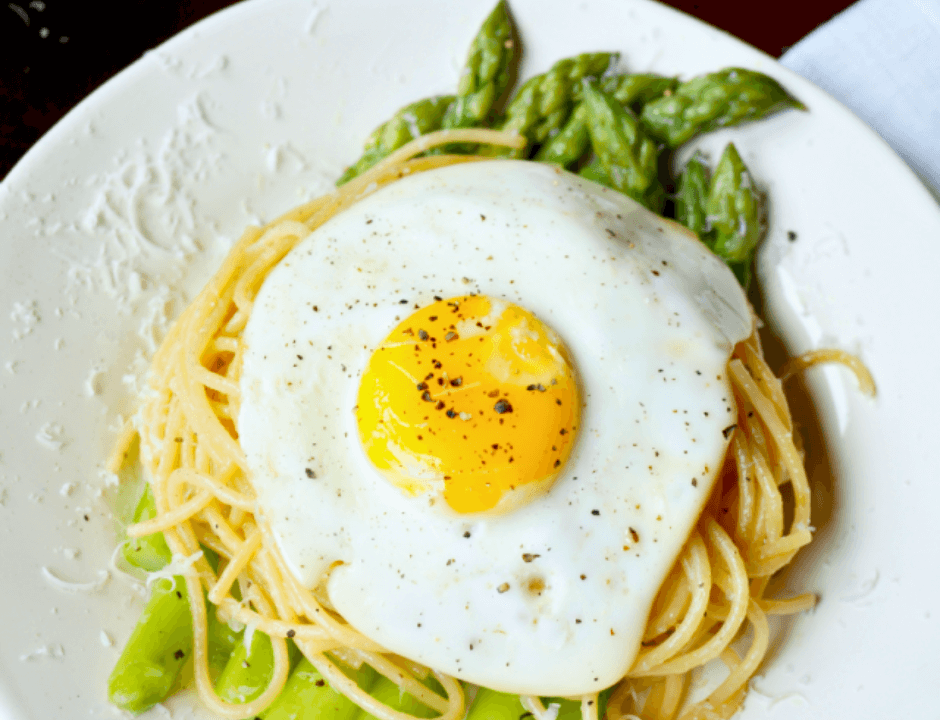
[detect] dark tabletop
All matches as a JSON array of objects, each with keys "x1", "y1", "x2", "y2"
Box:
[{"x1": 1, "y1": 0, "x2": 856, "y2": 182}]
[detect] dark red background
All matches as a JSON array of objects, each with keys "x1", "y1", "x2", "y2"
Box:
[{"x1": 0, "y1": 0, "x2": 856, "y2": 181}]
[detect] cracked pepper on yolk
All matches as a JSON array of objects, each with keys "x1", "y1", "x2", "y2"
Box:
[{"x1": 356, "y1": 295, "x2": 581, "y2": 514}]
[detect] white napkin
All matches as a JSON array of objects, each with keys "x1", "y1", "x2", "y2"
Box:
[{"x1": 780, "y1": 0, "x2": 940, "y2": 197}]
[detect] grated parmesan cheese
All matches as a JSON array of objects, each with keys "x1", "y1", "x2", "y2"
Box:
[
  {"x1": 35, "y1": 422, "x2": 68, "y2": 451},
  {"x1": 146, "y1": 550, "x2": 204, "y2": 590},
  {"x1": 20, "y1": 644, "x2": 65, "y2": 662},
  {"x1": 41, "y1": 567, "x2": 110, "y2": 593}
]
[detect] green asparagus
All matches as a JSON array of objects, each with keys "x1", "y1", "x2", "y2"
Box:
[
  {"x1": 206, "y1": 604, "x2": 242, "y2": 677},
  {"x1": 464, "y1": 688, "x2": 611, "y2": 720},
  {"x1": 640, "y1": 67, "x2": 805, "y2": 148},
  {"x1": 581, "y1": 82, "x2": 661, "y2": 208},
  {"x1": 464, "y1": 687, "x2": 526, "y2": 720},
  {"x1": 599, "y1": 73, "x2": 679, "y2": 111},
  {"x1": 705, "y1": 142, "x2": 761, "y2": 287},
  {"x1": 493, "y1": 53, "x2": 615, "y2": 158},
  {"x1": 121, "y1": 485, "x2": 172, "y2": 572},
  {"x1": 337, "y1": 95, "x2": 455, "y2": 185},
  {"x1": 358, "y1": 673, "x2": 442, "y2": 720},
  {"x1": 214, "y1": 629, "x2": 278, "y2": 704},
  {"x1": 578, "y1": 155, "x2": 614, "y2": 187},
  {"x1": 441, "y1": 0, "x2": 515, "y2": 130},
  {"x1": 107, "y1": 577, "x2": 194, "y2": 714},
  {"x1": 261, "y1": 659, "x2": 378, "y2": 720},
  {"x1": 111, "y1": 487, "x2": 243, "y2": 708},
  {"x1": 537, "y1": 73, "x2": 676, "y2": 167},
  {"x1": 675, "y1": 152, "x2": 710, "y2": 237},
  {"x1": 535, "y1": 103, "x2": 589, "y2": 166}
]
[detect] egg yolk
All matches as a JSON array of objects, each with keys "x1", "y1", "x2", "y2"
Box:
[{"x1": 356, "y1": 295, "x2": 581, "y2": 514}]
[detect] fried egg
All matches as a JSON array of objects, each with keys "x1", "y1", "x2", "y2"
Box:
[{"x1": 237, "y1": 160, "x2": 751, "y2": 695}]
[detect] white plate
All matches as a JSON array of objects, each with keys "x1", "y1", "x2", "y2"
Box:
[{"x1": 1, "y1": 1, "x2": 938, "y2": 718}]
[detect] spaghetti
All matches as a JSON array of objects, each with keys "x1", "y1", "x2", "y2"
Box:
[{"x1": 111, "y1": 129, "x2": 827, "y2": 720}]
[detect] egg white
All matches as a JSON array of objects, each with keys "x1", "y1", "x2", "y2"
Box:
[{"x1": 237, "y1": 160, "x2": 750, "y2": 695}]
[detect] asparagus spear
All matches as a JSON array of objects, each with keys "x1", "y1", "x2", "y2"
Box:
[
  {"x1": 206, "y1": 604, "x2": 242, "y2": 677},
  {"x1": 121, "y1": 485, "x2": 172, "y2": 572},
  {"x1": 214, "y1": 629, "x2": 277, "y2": 704},
  {"x1": 578, "y1": 155, "x2": 614, "y2": 188},
  {"x1": 640, "y1": 67, "x2": 805, "y2": 148},
  {"x1": 261, "y1": 659, "x2": 377, "y2": 720},
  {"x1": 464, "y1": 687, "x2": 526, "y2": 720},
  {"x1": 599, "y1": 73, "x2": 679, "y2": 111},
  {"x1": 493, "y1": 53, "x2": 615, "y2": 158},
  {"x1": 581, "y1": 82, "x2": 661, "y2": 208},
  {"x1": 536, "y1": 73, "x2": 676, "y2": 167},
  {"x1": 675, "y1": 152, "x2": 710, "y2": 237},
  {"x1": 215, "y1": 626, "x2": 306, "y2": 704},
  {"x1": 581, "y1": 154, "x2": 665, "y2": 216},
  {"x1": 110, "y1": 488, "x2": 242, "y2": 709},
  {"x1": 536, "y1": 103, "x2": 589, "y2": 166},
  {"x1": 107, "y1": 577, "x2": 194, "y2": 714},
  {"x1": 340, "y1": 0, "x2": 515, "y2": 177},
  {"x1": 110, "y1": 486, "x2": 191, "y2": 713},
  {"x1": 464, "y1": 688, "x2": 610, "y2": 720},
  {"x1": 358, "y1": 673, "x2": 442, "y2": 720},
  {"x1": 441, "y1": 0, "x2": 515, "y2": 130},
  {"x1": 337, "y1": 95, "x2": 455, "y2": 185},
  {"x1": 705, "y1": 142, "x2": 761, "y2": 287}
]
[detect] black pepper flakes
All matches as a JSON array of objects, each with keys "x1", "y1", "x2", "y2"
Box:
[
  {"x1": 494, "y1": 399, "x2": 513, "y2": 414},
  {"x1": 526, "y1": 383, "x2": 546, "y2": 392},
  {"x1": 174, "y1": 649, "x2": 185, "y2": 660},
  {"x1": 522, "y1": 553, "x2": 540, "y2": 563},
  {"x1": 417, "y1": 382, "x2": 428, "y2": 391},
  {"x1": 315, "y1": 679, "x2": 325, "y2": 687},
  {"x1": 421, "y1": 391, "x2": 433, "y2": 402},
  {"x1": 445, "y1": 331, "x2": 459, "y2": 342},
  {"x1": 450, "y1": 377, "x2": 463, "y2": 387},
  {"x1": 305, "y1": 468, "x2": 316, "y2": 479},
  {"x1": 446, "y1": 409, "x2": 457, "y2": 418},
  {"x1": 591, "y1": 509, "x2": 600, "y2": 516},
  {"x1": 286, "y1": 629, "x2": 296, "y2": 638},
  {"x1": 418, "y1": 329, "x2": 429, "y2": 340},
  {"x1": 722, "y1": 424, "x2": 737, "y2": 439}
]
